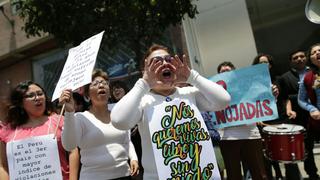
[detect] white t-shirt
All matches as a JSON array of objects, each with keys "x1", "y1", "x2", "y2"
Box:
[
  {"x1": 219, "y1": 124, "x2": 261, "y2": 140},
  {"x1": 63, "y1": 111, "x2": 137, "y2": 180}
]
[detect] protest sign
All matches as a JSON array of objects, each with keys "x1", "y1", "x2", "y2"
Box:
[
  {"x1": 52, "y1": 31, "x2": 104, "y2": 101},
  {"x1": 7, "y1": 134, "x2": 62, "y2": 180},
  {"x1": 208, "y1": 64, "x2": 278, "y2": 128},
  {"x1": 146, "y1": 99, "x2": 220, "y2": 180}
]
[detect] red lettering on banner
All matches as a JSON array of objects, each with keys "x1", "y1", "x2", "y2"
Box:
[
  {"x1": 246, "y1": 103, "x2": 256, "y2": 119},
  {"x1": 239, "y1": 103, "x2": 248, "y2": 120},
  {"x1": 231, "y1": 105, "x2": 239, "y2": 121},
  {"x1": 255, "y1": 100, "x2": 263, "y2": 118},
  {"x1": 215, "y1": 111, "x2": 226, "y2": 124},
  {"x1": 225, "y1": 107, "x2": 233, "y2": 122},
  {"x1": 262, "y1": 99, "x2": 273, "y2": 115},
  {"x1": 214, "y1": 99, "x2": 274, "y2": 125}
]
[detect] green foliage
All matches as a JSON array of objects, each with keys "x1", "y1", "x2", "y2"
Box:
[{"x1": 19, "y1": 0, "x2": 198, "y2": 49}]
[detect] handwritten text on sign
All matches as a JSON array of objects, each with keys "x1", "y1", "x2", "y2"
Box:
[
  {"x1": 7, "y1": 134, "x2": 62, "y2": 180},
  {"x1": 147, "y1": 99, "x2": 220, "y2": 179},
  {"x1": 52, "y1": 31, "x2": 104, "y2": 101}
]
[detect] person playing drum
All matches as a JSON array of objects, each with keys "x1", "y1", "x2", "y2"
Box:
[{"x1": 277, "y1": 49, "x2": 310, "y2": 179}]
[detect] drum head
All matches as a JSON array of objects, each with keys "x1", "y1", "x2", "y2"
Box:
[{"x1": 263, "y1": 124, "x2": 305, "y2": 135}]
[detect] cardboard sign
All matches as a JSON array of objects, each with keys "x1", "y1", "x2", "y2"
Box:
[
  {"x1": 52, "y1": 31, "x2": 104, "y2": 101},
  {"x1": 7, "y1": 134, "x2": 62, "y2": 180},
  {"x1": 208, "y1": 64, "x2": 278, "y2": 128},
  {"x1": 146, "y1": 99, "x2": 220, "y2": 180}
]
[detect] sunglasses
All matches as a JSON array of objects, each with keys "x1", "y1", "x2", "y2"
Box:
[{"x1": 151, "y1": 55, "x2": 172, "y2": 63}]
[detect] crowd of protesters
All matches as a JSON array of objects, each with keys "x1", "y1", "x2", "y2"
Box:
[{"x1": 0, "y1": 42, "x2": 319, "y2": 180}]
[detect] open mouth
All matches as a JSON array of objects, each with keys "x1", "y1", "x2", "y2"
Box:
[
  {"x1": 35, "y1": 102, "x2": 43, "y2": 106},
  {"x1": 98, "y1": 90, "x2": 106, "y2": 95},
  {"x1": 162, "y1": 69, "x2": 172, "y2": 78}
]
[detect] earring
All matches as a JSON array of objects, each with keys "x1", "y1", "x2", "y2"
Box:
[{"x1": 83, "y1": 96, "x2": 90, "y2": 103}]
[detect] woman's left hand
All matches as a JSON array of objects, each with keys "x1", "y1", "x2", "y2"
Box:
[
  {"x1": 130, "y1": 160, "x2": 139, "y2": 176},
  {"x1": 272, "y1": 84, "x2": 279, "y2": 98},
  {"x1": 172, "y1": 54, "x2": 191, "y2": 85}
]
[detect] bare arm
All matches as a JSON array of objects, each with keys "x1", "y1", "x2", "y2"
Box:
[
  {"x1": 285, "y1": 99, "x2": 296, "y2": 119},
  {"x1": 0, "y1": 142, "x2": 9, "y2": 180},
  {"x1": 69, "y1": 148, "x2": 80, "y2": 180},
  {"x1": 59, "y1": 89, "x2": 79, "y2": 151},
  {"x1": 189, "y1": 70, "x2": 231, "y2": 112}
]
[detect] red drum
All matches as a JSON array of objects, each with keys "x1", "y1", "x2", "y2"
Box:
[{"x1": 262, "y1": 124, "x2": 305, "y2": 162}]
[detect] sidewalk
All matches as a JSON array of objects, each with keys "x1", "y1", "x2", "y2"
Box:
[
  {"x1": 279, "y1": 143, "x2": 320, "y2": 180},
  {"x1": 222, "y1": 143, "x2": 320, "y2": 180},
  {"x1": 299, "y1": 143, "x2": 320, "y2": 179}
]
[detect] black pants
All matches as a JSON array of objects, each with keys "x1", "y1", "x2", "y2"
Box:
[
  {"x1": 304, "y1": 130, "x2": 320, "y2": 178},
  {"x1": 220, "y1": 139, "x2": 268, "y2": 180}
]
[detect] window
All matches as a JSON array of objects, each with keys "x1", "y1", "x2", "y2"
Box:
[
  {"x1": 0, "y1": 0, "x2": 8, "y2": 6},
  {"x1": 246, "y1": 0, "x2": 320, "y2": 75},
  {"x1": 32, "y1": 27, "x2": 186, "y2": 98},
  {"x1": 10, "y1": 0, "x2": 22, "y2": 15}
]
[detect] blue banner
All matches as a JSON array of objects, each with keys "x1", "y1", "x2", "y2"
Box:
[{"x1": 208, "y1": 64, "x2": 278, "y2": 128}]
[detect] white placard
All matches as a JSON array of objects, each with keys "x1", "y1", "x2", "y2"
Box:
[
  {"x1": 7, "y1": 134, "x2": 62, "y2": 180},
  {"x1": 146, "y1": 99, "x2": 220, "y2": 179},
  {"x1": 52, "y1": 31, "x2": 104, "y2": 101}
]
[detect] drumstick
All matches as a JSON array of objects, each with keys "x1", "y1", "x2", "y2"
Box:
[
  {"x1": 289, "y1": 125, "x2": 296, "y2": 132},
  {"x1": 53, "y1": 103, "x2": 65, "y2": 139},
  {"x1": 258, "y1": 122, "x2": 278, "y2": 127}
]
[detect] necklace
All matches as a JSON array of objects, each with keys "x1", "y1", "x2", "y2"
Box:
[
  {"x1": 165, "y1": 96, "x2": 172, "y2": 102},
  {"x1": 151, "y1": 89, "x2": 175, "y2": 102}
]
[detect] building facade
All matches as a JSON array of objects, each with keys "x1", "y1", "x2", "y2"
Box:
[{"x1": 0, "y1": 0, "x2": 319, "y2": 119}]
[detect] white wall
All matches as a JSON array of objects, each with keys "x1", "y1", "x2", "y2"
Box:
[{"x1": 183, "y1": 0, "x2": 257, "y2": 77}]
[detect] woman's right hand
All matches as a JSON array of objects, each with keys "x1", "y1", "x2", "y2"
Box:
[
  {"x1": 142, "y1": 58, "x2": 163, "y2": 89},
  {"x1": 130, "y1": 160, "x2": 139, "y2": 176},
  {"x1": 59, "y1": 89, "x2": 75, "y2": 112},
  {"x1": 286, "y1": 110, "x2": 297, "y2": 119},
  {"x1": 310, "y1": 110, "x2": 320, "y2": 120}
]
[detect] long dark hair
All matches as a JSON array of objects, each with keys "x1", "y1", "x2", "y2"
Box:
[
  {"x1": 252, "y1": 53, "x2": 274, "y2": 66},
  {"x1": 307, "y1": 43, "x2": 320, "y2": 73},
  {"x1": 5, "y1": 80, "x2": 52, "y2": 128}
]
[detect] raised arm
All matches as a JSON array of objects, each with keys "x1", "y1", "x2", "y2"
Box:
[
  {"x1": 188, "y1": 70, "x2": 231, "y2": 112},
  {"x1": 111, "y1": 79, "x2": 149, "y2": 130},
  {"x1": 59, "y1": 89, "x2": 79, "y2": 151},
  {"x1": 172, "y1": 54, "x2": 230, "y2": 111}
]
